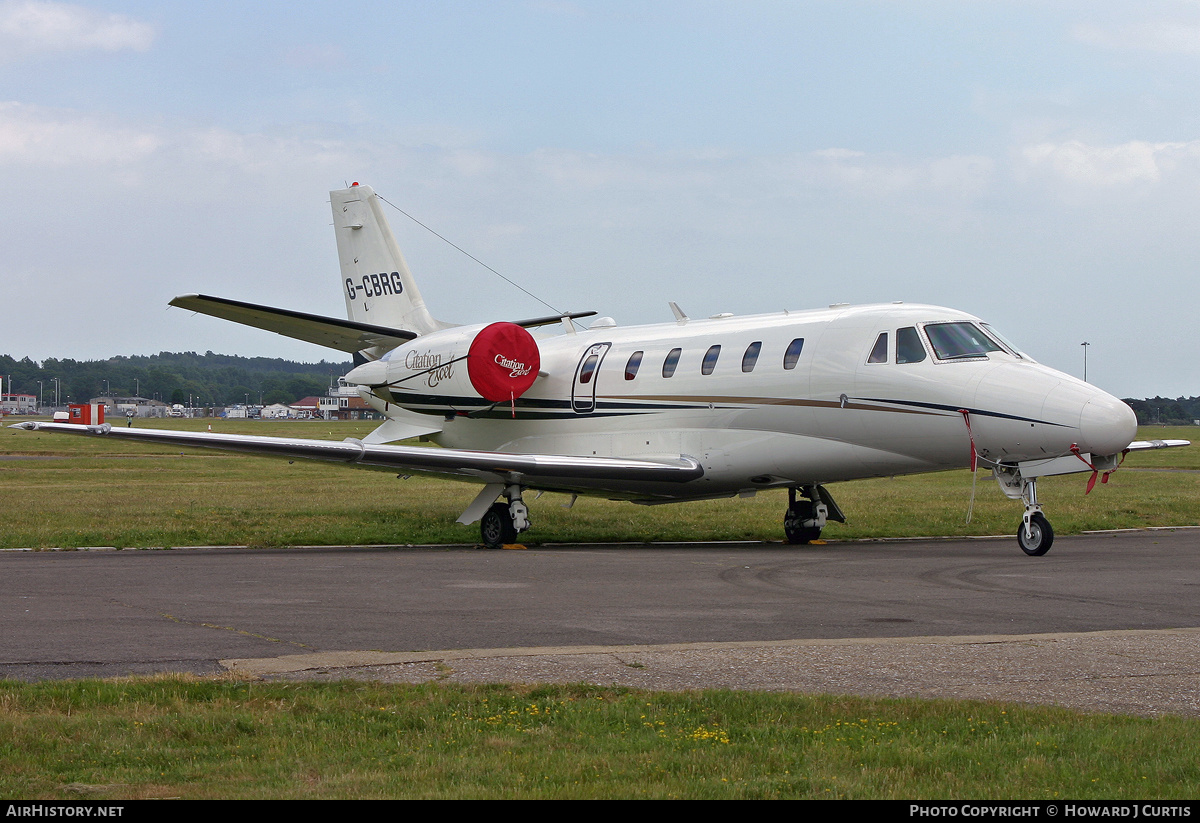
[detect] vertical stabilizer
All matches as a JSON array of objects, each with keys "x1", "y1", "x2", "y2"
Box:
[{"x1": 331, "y1": 184, "x2": 447, "y2": 337}]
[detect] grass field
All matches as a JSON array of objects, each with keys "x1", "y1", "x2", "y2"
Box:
[
  {"x1": 3, "y1": 417, "x2": 1198, "y2": 799},
  {"x1": 2, "y1": 679, "x2": 1199, "y2": 800},
  {"x1": 1, "y1": 417, "x2": 1196, "y2": 548}
]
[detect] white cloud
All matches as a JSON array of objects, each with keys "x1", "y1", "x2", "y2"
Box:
[
  {"x1": 0, "y1": 101, "x2": 159, "y2": 164},
  {"x1": 775, "y1": 149, "x2": 995, "y2": 199},
  {"x1": 1021, "y1": 139, "x2": 1200, "y2": 186},
  {"x1": 1073, "y1": 20, "x2": 1200, "y2": 55},
  {"x1": 0, "y1": 0, "x2": 154, "y2": 58},
  {"x1": 0, "y1": 102, "x2": 368, "y2": 178}
]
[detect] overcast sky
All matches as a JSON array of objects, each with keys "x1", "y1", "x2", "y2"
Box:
[{"x1": 2, "y1": 0, "x2": 1198, "y2": 398}]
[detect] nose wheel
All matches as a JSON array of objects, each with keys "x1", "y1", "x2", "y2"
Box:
[{"x1": 1017, "y1": 511, "x2": 1054, "y2": 556}]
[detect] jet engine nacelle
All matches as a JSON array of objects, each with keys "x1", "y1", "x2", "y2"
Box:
[{"x1": 377, "y1": 321, "x2": 541, "y2": 403}]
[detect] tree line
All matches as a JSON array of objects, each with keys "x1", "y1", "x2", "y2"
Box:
[
  {"x1": 0, "y1": 352, "x2": 353, "y2": 408},
  {"x1": 2, "y1": 350, "x2": 1194, "y2": 422},
  {"x1": 1123, "y1": 397, "x2": 1200, "y2": 426}
]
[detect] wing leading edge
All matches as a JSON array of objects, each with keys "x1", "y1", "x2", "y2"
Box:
[{"x1": 9, "y1": 422, "x2": 704, "y2": 494}]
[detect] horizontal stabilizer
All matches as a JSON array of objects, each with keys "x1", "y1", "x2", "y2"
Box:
[
  {"x1": 169, "y1": 294, "x2": 417, "y2": 354},
  {"x1": 512, "y1": 311, "x2": 598, "y2": 328}
]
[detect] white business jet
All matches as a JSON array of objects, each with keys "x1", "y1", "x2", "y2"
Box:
[{"x1": 13, "y1": 184, "x2": 1187, "y2": 554}]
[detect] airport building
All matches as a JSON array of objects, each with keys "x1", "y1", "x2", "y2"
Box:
[
  {"x1": 89, "y1": 396, "x2": 173, "y2": 418},
  {"x1": 0, "y1": 393, "x2": 37, "y2": 414}
]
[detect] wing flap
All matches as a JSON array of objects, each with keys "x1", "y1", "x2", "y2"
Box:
[
  {"x1": 169, "y1": 294, "x2": 418, "y2": 354},
  {"x1": 9, "y1": 422, "x2": 703, "y2": 488}
]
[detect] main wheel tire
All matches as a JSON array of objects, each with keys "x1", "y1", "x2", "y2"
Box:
[
  {"x1": 784, "y1": 501, "x2": 822, "y2": 544},
  {"x1": 480, "y1": 502, "x2": 518, "y2": 549},
  {"x1": 1017, "y1": 512, "x2": 1054, "y2": 556}
]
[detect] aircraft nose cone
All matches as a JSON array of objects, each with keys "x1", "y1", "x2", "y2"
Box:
[
  {"x1": 1079, "y1": 393, "x2": 1137, "y2": 456},
  {"x1": 345, "y1": 359, "x2": 389, "y2": 386}
]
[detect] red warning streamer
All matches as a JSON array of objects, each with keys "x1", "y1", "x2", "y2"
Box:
[
  {"x1": 958, "y1": 409, "x2": 977, "y2": 472},
  {"x1": 1070, "y1": 443, "x2": 1127, "y2": 495}
]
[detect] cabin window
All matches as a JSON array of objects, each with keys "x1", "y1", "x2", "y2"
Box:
[
  {"x1": 742, "y1": 341, "x2": 761, "y2": 373},
  {"x1": 896, "y1": 326, "x2": 926, "y2": 364},
  {"x1": 663, "y1": 348, "x2": 682, "y2": 378},
  {"x1": 625, "y1": 351, "x2": 643, "y2": 380},
  {"x1": 783, "y1": 338, "x2": 804, "y2": 370},
  {"x1": 868, "y1": 332, "x2": 888, "y2": 364},
  {"x1": 578, "y1": 354, "x2": 599, "y2": 384},
  {"x1": 702, "y1": 345, "x2": 721, "y2": 375},
  {"x1": 924, "y1": 322, "x2": 1003, "y2": 361}
]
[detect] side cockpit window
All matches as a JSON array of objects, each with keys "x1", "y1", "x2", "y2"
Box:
[
  {"x1": 896, "y1": 326, "x2": 926, "y2": 364},
  {"x1": 867, "y1": 332, "x2": 888, "y2": 364}
]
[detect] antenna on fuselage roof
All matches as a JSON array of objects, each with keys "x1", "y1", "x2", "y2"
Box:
[
  {"x1": 669, "y1": 302, "x2": 689, "y2": 324},
  {"x1": 373, "y1": 192, "x2": 585, "y2": 330}
]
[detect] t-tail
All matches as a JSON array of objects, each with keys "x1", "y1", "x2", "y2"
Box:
[{"x1": 331, "y1": 183, "x2": 449, "y2": 337}]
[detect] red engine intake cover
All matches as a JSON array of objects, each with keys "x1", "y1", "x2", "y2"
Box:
[{"x1": 466, "y1": 322, "x2": 541, "y2": 402}]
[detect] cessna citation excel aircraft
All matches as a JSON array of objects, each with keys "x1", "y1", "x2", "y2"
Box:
[{"x1": 14, "y1": 184, "x2": 1187, "y2": 554}]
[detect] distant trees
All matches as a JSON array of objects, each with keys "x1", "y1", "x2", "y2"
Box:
[
  {"x1": 1123, "y1": 397, "x2": 1199, "y2": 426},
  {"x1": 0, "y1": 352, "x2": 352, "y2": 408}
]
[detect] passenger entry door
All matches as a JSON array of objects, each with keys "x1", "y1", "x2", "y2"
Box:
[{"x1": 572, "y1": 342, "x2": 611, "y2": 414}]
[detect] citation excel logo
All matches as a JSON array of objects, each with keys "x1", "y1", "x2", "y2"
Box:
[
  {"x1": 494, "y1": 353, "x2": 533, "y2": 378},
  {"x1": 345, "y1": 272, "x2": 404, "y2": 300},
  {"x1": 404, "y1": 350, "x2": 454, "y2": 388}
]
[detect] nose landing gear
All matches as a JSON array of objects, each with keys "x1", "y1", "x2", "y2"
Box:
[{"x1": 995, "y1": 465, "x2": 1054, "y2": 556}]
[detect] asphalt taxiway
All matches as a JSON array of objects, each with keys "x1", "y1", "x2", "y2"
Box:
[{"x1": 3, "y1": 529, "x2": 1198, "y2": 715}]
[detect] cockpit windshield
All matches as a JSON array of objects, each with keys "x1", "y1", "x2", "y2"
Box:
[{"x1": 923, "y1": 322, "x2": 1004, "y2": 361}]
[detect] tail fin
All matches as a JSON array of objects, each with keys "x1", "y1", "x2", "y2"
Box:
[{"x1": 331, "y1": 183, "x2": 448, "y2": 336}]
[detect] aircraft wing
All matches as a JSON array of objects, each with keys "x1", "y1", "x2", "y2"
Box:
[
  {"x1": 1126, "y1": 439, "x2": 1191, "y2": 450},
  {"x1": 169, "y1": 294, "x2": 418, "y2": 354},
  {"x1": 9, "y1": 422, "x2": 704, "y2": 492}
]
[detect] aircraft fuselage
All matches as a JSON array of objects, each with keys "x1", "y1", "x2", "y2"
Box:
[{"x1": 352, "y1": 302, "x2": 1136, "y2": 502}]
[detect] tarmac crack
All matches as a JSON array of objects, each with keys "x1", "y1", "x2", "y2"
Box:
[{"x1": 110, "y1": 598, "x2": 315, "y2": 651}]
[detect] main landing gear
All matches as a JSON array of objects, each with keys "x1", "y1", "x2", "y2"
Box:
[
  {"x1": 994, "y1": 465, "x2": 1054, "y2": 556},
  {"x1": 784, "y1": 485, "x2": 846, "y2": 544},
  {"x1": 479, "y1": 483, "x2": 530, "y2": 549}
]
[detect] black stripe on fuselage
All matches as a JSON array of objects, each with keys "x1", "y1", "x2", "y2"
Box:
[
  {"x1": 378, "y1": 388, "x2": 1065, "y2": 427},
  {"x1": 856, "y1": 397, "x2": 1073, "y2": 427}
]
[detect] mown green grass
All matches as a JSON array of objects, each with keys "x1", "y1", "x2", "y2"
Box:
[
  {"x1": 2, "y1": 678, "x2": 1198, "y2": 800},
  {"x1": 2, "y1": 420, "x2": 1196, "y2": 547},
  {"x1": 3, "y1": 422, "x2": 1198, "y2": 800}
]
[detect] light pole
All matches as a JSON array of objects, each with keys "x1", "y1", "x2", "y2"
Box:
[
  {"x1": 1081, "y1": 341, "x2": 1090, "y2": 383},
  {"x1": 52, "y1": 377, "x2": 60, "y2": 408},
  {"x1": 37, "y1": 380, "x2": 43, "y2": 411}
]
